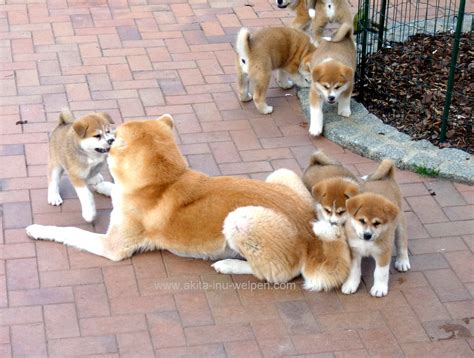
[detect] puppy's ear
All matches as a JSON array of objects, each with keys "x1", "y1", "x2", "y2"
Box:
[
  {"x1": 73, "y1": 119, "x2": 88, "y2": 138},
  {"x1": 346, "y1": 196, "x2": 362, "y2": 217},
  {"x1": 311, "y1": 182, "x2": 326, "y2": 202},
  {"x1": 383, "y1": 199, "x2": 399, "y2": 221},
  {"x1": 302, "y1": 53, "x2": 312, "y2": 73},
  {"x1": 344, "y1": 183, "x2": 360, "y2": 200},
  {"x1": 341, "y1": 65, "x2": 354, "y2": 81},
  {"x1": 312, "y1": 65, "x2": 323, "y2": 82},
  {"x1": 158, "y1": 113, "x2": 174, "y2": 129},
  {"x1": 98, "y1": 112, "x2": 114, "y2": 124}
]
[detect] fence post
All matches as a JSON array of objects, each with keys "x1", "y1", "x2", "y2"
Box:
[
  {"x1": 440, "y1": 0, "x2": 465, "y2": 142},
  {"x1": 359, "y1": 0, "x2": 371, "y2": 99},
  {"x1": 377, "y1": 0, "x2": 388, "y2": 50}
]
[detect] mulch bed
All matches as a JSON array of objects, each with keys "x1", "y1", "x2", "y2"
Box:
[{"x1": 357, "y1": 32, "x2": 473, "y2": 154}]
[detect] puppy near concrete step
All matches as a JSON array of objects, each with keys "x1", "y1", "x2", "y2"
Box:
[
  {"x1": 48, "y1": 109, "x2": 115, "y2": 222},
  {"x1": 302, "y1": 151, "x2": 360, "y2": 228},
  {"x1": 236, "y1": 26, "x2": 316, "y2": 114},
  {"x1": 308, "y1": 24, "x2": 356, "y2": 136},
  {"x1": 342, "y1": 160, "x2": 411, "y2": 297}
]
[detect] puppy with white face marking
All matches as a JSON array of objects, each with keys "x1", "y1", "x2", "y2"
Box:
[
  {"x1": 236, "y1": 26, "x2": 316, "y2": 114},
  {"x1": 48, "y1": 109, "x2": 115, "y2": 222},
  {"x1": 302, "y1": 150, "x2": 359, "y2": 238},
  {"x1": 308, "y1": 24, "x2": 355, "y2": 136},
  {"x1": 342, "y1": 160, "x2": 411, "y2": 298}
]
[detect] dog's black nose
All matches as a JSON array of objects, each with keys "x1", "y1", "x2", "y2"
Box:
[
  {"x1": 363, "y1": 232, "x2": 372, "y2": 241},
  {"x1": 107, "y1": 138, "x2": 114, "y2": 145},
  {"x1": 328, "y1": 96, "x2": 336, "y2": 102},
  {"x1": 277, "y1": 0, "x2": 283, "y2": 4}
]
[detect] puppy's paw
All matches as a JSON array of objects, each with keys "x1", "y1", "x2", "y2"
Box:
[
  {"x1": 257, "y1": 104, "x2": 273, "y2": 115},
  {"x1": 94, "y1": 181, "x2": 114, "y2": 197},
  {"x1": 395, "y1": 257, "x2": 411, "y2": 272},
  {"x1": 88, "y1": 173, "x2": 104, "y2": 186},
  {"x1": 303, "y1": 277, "x2": 327, "y2": 292},
  {"x1": 338, "y1": 108, "x2": 351, "y2": 117},
  {"x1": 277, "y1": 79, "x2": 294, "y2": 90},
  {"x1": 240, "y1": 93, "x2": 252, "y2": 102},
  {"x1": 81, "y1": 207, "x2": 96, "y2": 223},
  {"x1": 341, "y1": 279, "x2": 360, "y2": 295},
  {"x1": 211, "y1": 260, "x2": 238, "y2": 275},
  {"x1": 308, "y1": 123, "x2": 323, "y2": 136},
  {"x1": 26, "y1": 224, "x2": 49, "y2": 240},
  {"x1": 370, "y1": 283, "x2": 388, "y2": 297},
  {"x1": 48, "y1": 192, "x2": 63, "y2": 206}
]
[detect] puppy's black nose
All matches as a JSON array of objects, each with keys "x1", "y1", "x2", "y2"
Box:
[
  {"x1": 328, "y1": 96, "x2": 336, "y2": 102},
  {"x1": 277, "y1": 0, "x2": 283, "y2": 4},
  {"x1": 107, "y1": 138, "x2": 115, "y2": 145},
  {"x1": 363, "y1": 232, "x2": 372, "y2": 241}
]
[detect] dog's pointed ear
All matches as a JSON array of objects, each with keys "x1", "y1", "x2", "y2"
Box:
[
  {"x1": 346, "y1": 195, "x2": 362, "y2": 217},
  {"x1": 342, "y1": 65, "x2": 354, "y2": 81},
  {"x1": 344, "y1": 183, "x2": 360, "y2": 200},
  {"x1": 311, "y1": 182, "x2": 326, "y2": 202},
  {"x1": 73, "y1": 119, "x2": 88, "y2": 138},
  {"x1": 383, "y1": 199, "x2": 399, "y2": 221},
  {"x1": 98, "y1": 112, "x2": 114, "y2": 124},
  {"x1": 312, "y1": 65, "x2": 323, "y2": 82},
  {"x1": 158, "y1": 113, "x2": 173, "y2": 129},
  {"x1": 303, "y1": 53, "x2": 312, "y2": 73}
]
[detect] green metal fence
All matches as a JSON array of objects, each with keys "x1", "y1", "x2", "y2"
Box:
[{"x1": 355, "y1": 0, "x2": 472, "y2": 143}]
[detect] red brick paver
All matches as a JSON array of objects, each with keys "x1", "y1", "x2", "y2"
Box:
[{"x1": 1, "y1": 1, "x2": 473, "y2": 357}]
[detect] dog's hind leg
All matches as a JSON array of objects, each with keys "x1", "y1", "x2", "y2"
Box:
[
  {"x1": 25, "y1": 224, "x2": 130, "y2": 261},
  {"x1": 236, "y1": 58, "x2": 252, "y2": 102},
  {"x1": 394, "y1": 211, "x2": 411, "y2": 271},
  {"x1": 251, "y1": 67, "x2": 273, "y2": 114},
  {"x1": 212, "y1": 259, "x2": 253, "y2": 275}
]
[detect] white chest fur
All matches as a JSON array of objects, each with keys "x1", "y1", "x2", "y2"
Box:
[
  {"x1": 325, "y1": 0, "x2": 335, "y2": 20},
  {"x1": 348, "y1": 237, "x2": 380, "y2": 257}
]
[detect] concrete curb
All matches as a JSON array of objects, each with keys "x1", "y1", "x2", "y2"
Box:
[{"x1": 297, "y1": 87, "x2": 474, "y2": 184}]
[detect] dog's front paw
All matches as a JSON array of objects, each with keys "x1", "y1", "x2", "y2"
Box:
[
  {"x1": 338, "y1": 108, "x2": 351, "y2": 117},
  {"x1": 303, "y1": 277, "x2": 327, "y2": 292},
  {"x1": 88, "y1": 173, "x2": 104, "y2": 186},
  {"x1": 341, "y1": 278, "x2": 360, "y2": 295},
  {"x1": 395, "y1": 257, "x2": 411, "y2": 272},
  {"x1": 48, "y1": 192, "x2": 63, "y2": 206},
  {"x1": 26, "y1": 224, "x2": 49, "y2": 240},
  {"x1": 240, "y1": 92, "x2": 252, "y2": 102},
  {"x1": 308, "y1": 123, "x2": 323, "y2": 136},
  {"x1": 277, "y1": 79, "x2": 294, "y2": 90},
  {"x1": 370, "y1": 283, "x2": 388, "y2": 297},
  {"x1": 211, "y1": 260, "x2": 237, "y2": 275},
  {"x1": 81, "y1": 207, "x2": 96, "y2": 223},
  {"x1": 257, "y1": 104, "x2": 273, "y2": 115},
  {"x1": 94, "y1": 181, "x2": 114, "y2": 197}
]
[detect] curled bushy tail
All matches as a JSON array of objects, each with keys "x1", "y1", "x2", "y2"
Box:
[
  {"x1": 236, "y1": 28, "x2": 250, "y2": 74},
  {"x1": 331, "y1": 23, "x2": 353, "y2": 42},
  {"x1": 58, "y1": 108, "x2": 74, "y2": 125},
  {"x1": 308, "y1": 150, "x2": 339, "y2": 166},
  {"x1": 367, "y1": 159, "x2": 395, "y2": 181}
]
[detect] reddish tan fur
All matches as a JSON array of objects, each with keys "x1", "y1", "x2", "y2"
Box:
[{"x1": 236, "y1": 27, "x2": 316, "y2": 114}]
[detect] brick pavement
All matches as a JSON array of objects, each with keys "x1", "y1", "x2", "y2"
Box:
[{"x1": 0, "y1": 0, "x2": 473, "y2": 356}]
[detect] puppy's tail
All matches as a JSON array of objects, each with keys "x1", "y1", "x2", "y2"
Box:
[
  {"x1": 308, "y1": 150, "x2": 338, "y2": 166},
  {"x1": 58, "y1": 108, "x2": 74, "y2": 125},
  {"x1": 367, "y1": 159, "x2": 396, "y2": 181},
  {"x1": 236, "y1": 28, "x2": 250, "y2": 74},
  {"x1": 331, "y1": 23, "x2": 353, "y2": 42}
]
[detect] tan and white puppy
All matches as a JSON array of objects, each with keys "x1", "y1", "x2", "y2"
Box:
[
  {"x1": 27, "y1": 114, "x2": 350, "y2": 292},
  {"x1": 306, "y1": 0, "x2": 353, "y2": 43},
  {"x1": 236, "y1": 26, "x2": 316, "y2": 114},
  {"x1": 48, "y1": 109, "x2": 115, "y2": 222},
  {"x1": 342, "y1": 160, "x2": 411, "y2": 297},
  {"x1": 308, "y1": 24, "x2": 356, "y2": 136}
]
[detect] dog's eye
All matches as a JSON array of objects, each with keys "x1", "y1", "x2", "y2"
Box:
[
  {"x1": 335, "y1": 85, "x2": 341, "y2": 90},
  {"x1": 94, "y1": 134, "x2": 101, "y2": 139},
  {"x1": 324, "y1": 208, "x2": 331, "y2": 214},
  {"x1": 373, "y1": 221, "x2": 380, "y2": 227},
  {"x1": 359, "y1": 218, "x2": 366, "y2": 224},
  {"x1": 337, "y1": 210, "x2": 345, "y2": 215},
  {"x1": 324, "y1": 84, "x2": 330, "y2": 89}
]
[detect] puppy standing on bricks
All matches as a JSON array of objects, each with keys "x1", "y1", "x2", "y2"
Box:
[
  {"x1": 236, "y1": 27, "x2": 316, "y2": 114},
  {"x1": 342, "y1": 160, "x2": 411, "y2": 297},
  {"x1": 308, "y1": 24, "x2": 356, "y2": 136},
  {"x1": 47, "y1": 109, "x2": 115, "y2": 222},
  {"x1": 27, "y1": 115, "x2": 350, "y2": 291}
]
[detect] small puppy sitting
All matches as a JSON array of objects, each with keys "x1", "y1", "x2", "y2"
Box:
[
  {"x1": 308, "y1": 24, "x2": 356, "y2": 136},
  {"x1": 306, "y1": 0, "x2": 353, "y2": 44},
  {"x1": 342, "y1": 160, "x2": 411, "y2": 297},
  {"x1": 236, "y1": 26, "x2": 316, "y2": 114},
  {"x1": 302, "y1": 150, "x2": 359, "y2": 237},
  {"x1": 48, "y1": 109, "x2": 115, "y2": 222}
]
